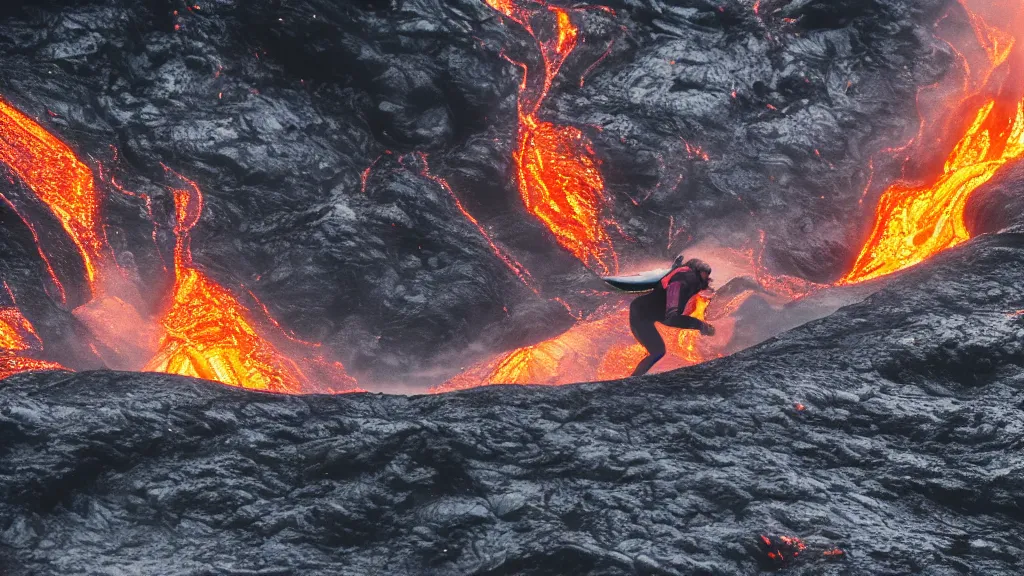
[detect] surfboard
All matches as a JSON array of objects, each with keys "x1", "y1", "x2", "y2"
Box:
[{"x1": 601, "y1": 267, "x2": 671, "y2": 292}]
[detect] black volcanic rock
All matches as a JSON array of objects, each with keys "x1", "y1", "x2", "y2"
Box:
[
  {"x1": 0, "y1": 0, "x2": 962, "y2": 385},
  {"x1": 2, "y1": 231, "x2": 1023, "y2": 574},
  {"x1": 966, "y1": 160, "x2": 1024, "y2": 236}
]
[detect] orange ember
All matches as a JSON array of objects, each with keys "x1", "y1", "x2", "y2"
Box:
[
  {"x1": 761, "y1": 534, "x2": 808, "y2": 564},
  {"x1": 0, "y1": 98, "x2": 106, "y2": 292},
  {"x1": 843, "y1": 3, "x2": 1024, "y2": 284},
  {"x1": 486, "y1": 1, "x2": 618, "y2": 273}
]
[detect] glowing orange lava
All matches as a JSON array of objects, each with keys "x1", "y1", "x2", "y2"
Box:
[
  {"x1": 0, "y1": 97, "x2": 358, "y2": 393},
  {"x1": 0, "y1": 353, "x2": 68, "y2": 380},
  {"x1": 432, "y1": 292, "x2": 720, "y2": 393},
  {"x1": 0, "y1": 97, "x2": 106, "y2": 293},
  {"x1": 487, "y1": 0, "x2": 618, "y2": 274},
  {"x1": 146, "y1": 168, "x2": 359, "y2": 393},
  {"x1": 842, "y1": 2, "x2": 1024, "y2": 284},
  {"x1": 432, "y1": 305, "x2": 634, "y2": 392},
  {"x1": 0, "y1": 290, "x2": 68, "y2": 380},
  {"x1": 0, "y1": 307, "x2": 35, "y2": 351},
  {"x1": 515, "y1": 118, "x2": 615, "y2": 273},
  {"x1": 145, "y1": 266, "x2": 308, "y2": 393},
  {"x1": 672, "y1": 293, "x2": 710, "y2": 364}
]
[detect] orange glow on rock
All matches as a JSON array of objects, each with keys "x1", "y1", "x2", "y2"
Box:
[
  {"x1": 0, "y1": 97, "x2": 106, "y2": 294},
  {"x1": 842, "y1": 2, "x2": 1024, "y2": 284}
]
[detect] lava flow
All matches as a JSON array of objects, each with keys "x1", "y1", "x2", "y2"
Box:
[
  {"x1": 842, "y1": 0, "x2": 1024, "y2": 284},
  {"x1": 0, "y1": 98, "x2": 107, "y2": 296},
  {"x1": 438, "y1": 0, "x2": 1024, "y2": 392},
  {"x1": 0, "y1": 284, "x2": 68, "y2": 380},
  {"x1": 432, "y1": 291, "x2": 721, "y2": 393},
  {"x1": 486, "y1": 0, "x2": 618, "y2": 274},
  {"x1": 144, "y1": 168, "x2": 359, "y2": 393},
  {"x1": 0, "y1": 97, "x2": 358, "y2": 392}
]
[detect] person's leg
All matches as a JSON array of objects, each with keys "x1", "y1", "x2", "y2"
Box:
[{"x1": 629, "y1": 302, "x2": 667, "y2": 377}]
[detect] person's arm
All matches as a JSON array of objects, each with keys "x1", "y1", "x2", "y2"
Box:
[
  {"x1": 662, "y1": 314, "x2": 707, "y2": 331},
  {"x1": 663, "y1": 273, "x2": 715, "y2": 335}
]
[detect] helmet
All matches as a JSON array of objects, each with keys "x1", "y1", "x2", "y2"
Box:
[{"x1": 684, "y1": 258, "x2": 712, "y2": 277}]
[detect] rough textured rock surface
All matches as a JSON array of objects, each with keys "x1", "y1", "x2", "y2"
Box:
[
  {"x1": 0, "y1": 0, "x2": 954, "y2": 385},
  {"x1": 2, "y1": 231, "x2": 1023, "y2": 575}
]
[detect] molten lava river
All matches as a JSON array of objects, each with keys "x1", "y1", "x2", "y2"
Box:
[{"x1": 0, "y1": 0, "x2": 1021, "y2": 393}]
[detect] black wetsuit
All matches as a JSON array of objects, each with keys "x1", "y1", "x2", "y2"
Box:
[{"x1": 629, "y1": 266, "x2": 710, "y2": 376}]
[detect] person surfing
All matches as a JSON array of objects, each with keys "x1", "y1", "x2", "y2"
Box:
[{"x1": 604, "y1": 255, "x2": 716, "y2": 376}]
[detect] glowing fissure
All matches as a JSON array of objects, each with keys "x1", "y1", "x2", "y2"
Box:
[
  {"x1": 416, "y1": 153, "x2": 537, "y2": 290},
  {"x1": 0, "y1": 194, "x2": 67, "y2": 304},
  {"x1": 843, "y1": 2, "x2": 1024, "y2": 284},
  {"x1": 486, "y1": 0, "x2": 618, "y2": 274}
]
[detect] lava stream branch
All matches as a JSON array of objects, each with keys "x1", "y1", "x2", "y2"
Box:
[
  {"x1": 146, "y1": 167, "x2": 359, "y2": 394},
  {"x1": 0, "y1": 283, "x2": 69, "y2": 379},
  {"x1": 0, "y1": 97, "x2": 108, "y2": 294},
  {"x1": 842, "y1": 1, "x2": 1024, "y2": 284},
  {"x1": 486, "y1": 0, "x2": 619, "y2": 274}
]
